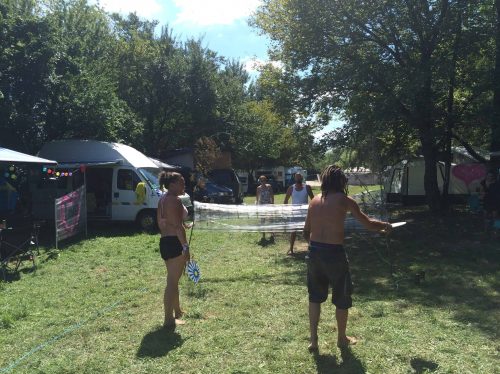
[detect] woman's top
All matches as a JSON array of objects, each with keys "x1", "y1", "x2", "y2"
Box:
[
  {"x1": 258, "y1": 185, "x2": 273, "y2": 204},
  {"x1": 291, "y1": 184, "x2": 309, "y2": 205}
]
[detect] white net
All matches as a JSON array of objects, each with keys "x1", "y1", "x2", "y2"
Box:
[{"x1": 193, "y1": 201, "x2": 388, "y2": 233}]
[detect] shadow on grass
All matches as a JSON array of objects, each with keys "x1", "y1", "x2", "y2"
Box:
[
  {"x1": 257, "y1": 236, "x2": 276, "y2": 247},
  {"x1": 410, "y1": 357, "x2": 438, "y2": 373},
  {"x1": 312, "y1": 347, "x2": 366, "y2": 374},
  {"x1": 137, "y1": 325, "x2": 184, "y2": 358},
  {"x1": 348, "y1": 207, "x2": 500, "y2": 339},
  {"x1": 202, "y1": 268, "x2": 306, "y2": 286},
  {"x1": 88, "y1": 222, "x2": 148, "y2": 239}
]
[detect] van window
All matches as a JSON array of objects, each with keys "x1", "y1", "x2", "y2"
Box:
[
  {"x1": 117, "y1": 169, "x2": 141, "y2": 191},
  {"x1": 138, "y1": 167, "x2": 160, "y2": 190}
]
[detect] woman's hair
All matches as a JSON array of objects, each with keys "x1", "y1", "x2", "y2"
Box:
[
  {"x1": 320, "y1": 165, "x2": 348, "y2": 198},
  {"x1": 259, "y1": 175, "x2": 267, "y2": 182},
  {"x1": 159, "y1": 171, "x2": 183, "y2": 189}
]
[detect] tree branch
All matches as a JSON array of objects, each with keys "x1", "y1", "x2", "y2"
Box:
[{"x1": 451, "y1": 131, "x2": 488, "y2": 163}]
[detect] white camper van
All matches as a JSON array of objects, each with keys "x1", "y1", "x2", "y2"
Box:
[
  {"x1": 37, "y1": 140, "x2": 192, "y2": 230},
  {"x1": 255, "y1": 166, "x2": 308, "y2": 191}
]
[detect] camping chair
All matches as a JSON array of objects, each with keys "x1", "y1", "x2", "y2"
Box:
[{"x1": 0, "y1": 222, "x2": 40, "y2": 280}]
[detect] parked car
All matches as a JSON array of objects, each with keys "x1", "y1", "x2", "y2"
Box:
[
  {"x1": 193, "y1": 180, "x2": 235, "y2": 204},
  {"x1": 208, "y1": 169, "x2": 243, "y2": 203}
]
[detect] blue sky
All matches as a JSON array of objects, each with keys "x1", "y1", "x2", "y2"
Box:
[
  {"x1": 93, "y1": 0, "x2": 342, "y2": 135},
  {"x1": 94, "y1": 0, "x2": 269, "y2": 74}
]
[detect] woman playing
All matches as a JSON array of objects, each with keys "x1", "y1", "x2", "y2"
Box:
[
  {"x1": 157, "y1": 171, "x2": 190, "y2": 327},
  {"x1": 256, "y1": 175, "x2": 275, "y2": 243}
]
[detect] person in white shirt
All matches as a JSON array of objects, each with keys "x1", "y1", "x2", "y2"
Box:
[{"x1": 284, "y1": 172, "x2": 314, "y2": 254}]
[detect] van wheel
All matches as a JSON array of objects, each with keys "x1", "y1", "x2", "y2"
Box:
[{"x1": 137, "y1": 210, "x2": 156, "y2": 231}]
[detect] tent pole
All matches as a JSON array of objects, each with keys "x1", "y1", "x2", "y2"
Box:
[
  {"x1": 55, "y1": 197, "x2": 58, "y2": 250},
  {"x1": 84, "y1": 169, "x2": 87, "y2": 238}
]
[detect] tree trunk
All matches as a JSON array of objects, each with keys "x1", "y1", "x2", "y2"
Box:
[
  {"x1": 415, "y1": 52, "x2": 442, "y2": 212},
  {"x1": 443, "y1": 1, "x2": 464, "y2": 207},
  {"x1": 492, "y1": 0, "x2": 500, "y2": 168},
  {"x1": 420, "y1": 127, "x2": 442, "y2": 211}
]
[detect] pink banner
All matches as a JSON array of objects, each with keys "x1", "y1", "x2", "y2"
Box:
[
  {"x1": 452, "y1": 163, "x2": 487, "y2": 186},
  {"x1": 55, "y1": 185, "x2": 86, "y2": 242}
]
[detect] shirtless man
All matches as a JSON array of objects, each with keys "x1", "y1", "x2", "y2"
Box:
[{"x1": 303, "y1": 165, "x2": 391, "y2": 351}]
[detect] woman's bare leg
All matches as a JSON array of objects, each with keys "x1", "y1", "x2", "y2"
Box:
[{"x1": 164, "y1": 256, "x2": 186, "y2": 326}]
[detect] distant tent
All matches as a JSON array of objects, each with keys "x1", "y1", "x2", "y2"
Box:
[{"x1": 383, "y1": 148, "x2": 488, "y2": 205}]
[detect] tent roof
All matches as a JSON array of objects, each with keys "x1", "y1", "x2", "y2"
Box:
[
  {"x1": 38, "y1": 140, "x2": 156, "y2": 168},
  {"x1": 0, "y1": 147, "x2": 57, "y2": 164}
]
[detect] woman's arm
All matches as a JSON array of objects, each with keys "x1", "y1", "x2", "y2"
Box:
[
  {"x1": 174, "y1": 198, "x2": 188, "y2": 244},
  {"x1": 284, "y1": 186, "x2": 292, "y2": 204},
  {"x1": 157, "y1": 198, "x2": 163, "y2": 230}
]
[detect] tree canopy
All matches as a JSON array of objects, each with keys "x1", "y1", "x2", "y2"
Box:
[
  {"x1": 253, "y1": 0, "x2": 499, "y2": 210},
  {"x1": 0, "y1": 0, "x2": 321, "y2": 173}
]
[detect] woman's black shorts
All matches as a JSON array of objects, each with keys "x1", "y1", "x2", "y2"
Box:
[{"x1": 160, "y1": 236, "x2": 183, "y2": 261}]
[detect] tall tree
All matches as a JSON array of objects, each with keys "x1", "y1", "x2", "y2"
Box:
[
  {"x1": 253, "y1": 0, "x2": 495, "y2": 210},
  {"x1": 493, "y1": 0, "x2": 500, "y2": 157}
]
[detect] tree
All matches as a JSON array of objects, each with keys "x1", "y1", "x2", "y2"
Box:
[
  {"x1": 194, "y1": 136, "x2": 221, "y2": 175},
  {"x1": 253, "y1": 0, "x2": 496, "y2": 211},
  {"x1": 0, "y1": 0, "x2": 55, "y2": 152}
]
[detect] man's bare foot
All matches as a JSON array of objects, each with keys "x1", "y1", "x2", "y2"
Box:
[
  {"x1": 164, "y1": 318, "x2": 186, "y2": 328},
  {"x1": 337, "y1": 336, "x2": 357, "y2": 348},
  {"x1": 287, "y1": 249, "x2": 294, "y2": 255}
]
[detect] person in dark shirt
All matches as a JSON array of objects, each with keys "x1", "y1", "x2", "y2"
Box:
[{"x1": 483, "y1": 171, "x2": 500, "y2": 232}]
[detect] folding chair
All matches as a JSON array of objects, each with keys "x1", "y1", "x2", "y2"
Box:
[{"x1": 0, "y1": 222, "x2": 39, "y2": 280}]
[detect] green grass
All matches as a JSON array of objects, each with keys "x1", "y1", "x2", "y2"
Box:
[{"x1": 0, "y1": 206, "x2": 499, "y2": 373}]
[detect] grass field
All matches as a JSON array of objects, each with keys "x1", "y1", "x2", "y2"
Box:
[{"x1": 0, "y1": 201, "x2": 499, "y2": 373}]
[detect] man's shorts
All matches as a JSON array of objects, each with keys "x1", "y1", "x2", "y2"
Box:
[{"x1": 307, "y1": 241, "x2": 353, "y2": 309}]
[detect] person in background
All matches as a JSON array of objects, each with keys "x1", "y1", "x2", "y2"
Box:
[
  {"x1": 256, "y1": 175, "x2": 275, "y2": 243},
  {"x1": 284, "y1": 172, "x2": 314, "y2": 254},
  {"x1": 193, "y1": 178, "x2": 209, "y2": 202},
  {"x1": 483, "y1": 171, "x2": 500, "y2": 233},
  {"x1": 303, "y1": 165, "x2": 391, "y2": 352},
  {"x1": 157, "y1": 171, "x2": 190, "y2": 328}
]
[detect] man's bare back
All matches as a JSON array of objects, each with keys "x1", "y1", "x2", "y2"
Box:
[{"x1": 304, "y1": 192, "x2": 389, "y2": 245}]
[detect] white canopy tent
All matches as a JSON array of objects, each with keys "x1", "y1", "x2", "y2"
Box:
[{"x1": 0, "y1": 147, "x2": 56, "y2": 164}]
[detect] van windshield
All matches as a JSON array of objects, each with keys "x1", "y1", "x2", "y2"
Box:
[{"x1": 138, "y1": 168, "x2": 161, "y2": 190}]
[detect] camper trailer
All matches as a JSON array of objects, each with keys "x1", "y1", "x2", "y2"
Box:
[{"x1": 37, "y1": 140, "x2": 192, "y2": 230}]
